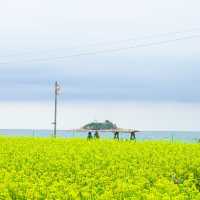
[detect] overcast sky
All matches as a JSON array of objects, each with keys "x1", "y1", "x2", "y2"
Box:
[{"x1": 0, "y1": 0, "x2": 200, "y2": 130}]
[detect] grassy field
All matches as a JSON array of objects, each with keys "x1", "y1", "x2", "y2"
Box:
[{"x1": 0, "y1": 137, "x2": 200, "y2": 199}]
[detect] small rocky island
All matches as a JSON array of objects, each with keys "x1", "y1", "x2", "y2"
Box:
[{"x1": 82, "y1": 120, "x2": 117, "y2": 130}]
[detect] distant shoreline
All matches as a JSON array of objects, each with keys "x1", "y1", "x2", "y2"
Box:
[{"x1": 0, "y1": 129, "x2": 199, "y2": 142}]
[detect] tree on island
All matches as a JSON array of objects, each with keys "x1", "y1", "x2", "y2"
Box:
[{"x1": 82, "y1": 120, "x2": 117, "y2": 130}]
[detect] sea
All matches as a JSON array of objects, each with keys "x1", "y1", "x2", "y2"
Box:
[{"x1": 0, "y1": 129, "x2": 200, "y2": 143}]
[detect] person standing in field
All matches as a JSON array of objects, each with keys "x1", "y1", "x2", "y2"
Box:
[
  {"x1": 94, "y1": 130, "x2": 100, "y2": 139},
  {"x1": 87, "y1": 131, "x2": 93, "y2": 140},
  {"x1": 130, "y1": 131, "x2": 136, "y2": 141},
  {"x1": 114, "y1": 131, "x2": 119, "y2": 140}
]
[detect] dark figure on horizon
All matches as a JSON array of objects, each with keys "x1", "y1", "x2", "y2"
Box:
[
  {"x1": 114, "y1": 131, "x2": 119, "y2": 140},
  {"x1": 87, "y1": 131, "x2": 93, "y2": 140},
  {"x1": 94, "y1": 130, "x2": 100, "y2": 139},
  {"x1": 130, "y1": 131, "x2": 136, "y2": 141}
]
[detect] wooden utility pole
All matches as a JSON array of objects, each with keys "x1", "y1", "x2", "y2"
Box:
[{"x1": 53, "y1": 81, "x2": 60, "y2": 137}]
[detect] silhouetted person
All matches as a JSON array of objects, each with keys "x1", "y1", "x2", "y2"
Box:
[
  {"x1": 114, "y1": 131, "x2": 119, "y2": 140},
  {"x1": 94, "y1": 130, "x2": 100, "y2": 139},
  {"x1": 130, "y1": 131, "x2": 136, "y2": 141},
  {"x1": 87, "y1": 131, "x2": 93, "y2": 140}
]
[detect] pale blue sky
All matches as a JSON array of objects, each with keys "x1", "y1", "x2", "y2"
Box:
[{"x1": 0, "y1": 0, "x2": 200, "y2": 129}]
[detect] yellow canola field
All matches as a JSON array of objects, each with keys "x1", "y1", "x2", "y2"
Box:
[{"x1": 0, "y1": 137, "x2": 200, "y2": 199}]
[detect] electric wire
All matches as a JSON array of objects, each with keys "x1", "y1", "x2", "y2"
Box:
[
  {"x1": 0, "y1": 27, "x2": 200, "y2": 59},
  {"x1": 0, "y1": 34, "x2": 199, "y2": 65}
]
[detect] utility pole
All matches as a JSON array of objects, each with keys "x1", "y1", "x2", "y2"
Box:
[{"x1": 53, "y1": 81, "x2": 60, "y2": 137}]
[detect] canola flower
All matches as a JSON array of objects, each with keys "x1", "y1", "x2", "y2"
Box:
[{"x1": 0, "y1": 137, "x2": 200, "y2": 199}]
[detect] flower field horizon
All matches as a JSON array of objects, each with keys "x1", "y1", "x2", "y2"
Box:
[{"x1": 0, "y1": 137, "x2": 200, "y2": 199}]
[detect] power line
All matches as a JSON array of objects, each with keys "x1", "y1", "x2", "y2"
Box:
[
  {"x1": 77, "y1": 27, "x2": 200, "y2": 47},
  {"x1": 0, "y1": 34, "x2": 199, "y2": 65},
  {"x1": 0, "y1": 27, "x2": 200, "y2": 59}
]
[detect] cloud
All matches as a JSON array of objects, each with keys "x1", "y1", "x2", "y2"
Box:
[
  {"x1": 0, "y1": 0, "x2": 200, "y2": 102},
  {"x1": 0, "y1": 57, "x2": 200, "y2": 102}
]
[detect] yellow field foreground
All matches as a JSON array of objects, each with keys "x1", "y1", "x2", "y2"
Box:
[{"x1": 0, "y1": 137, "x2": 200, "y2": 199}]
